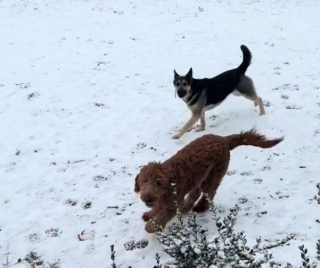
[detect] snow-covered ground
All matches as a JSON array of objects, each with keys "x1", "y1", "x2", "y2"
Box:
[{"x1": 1, "y1": 0, "x2": 320, "y2": 267}]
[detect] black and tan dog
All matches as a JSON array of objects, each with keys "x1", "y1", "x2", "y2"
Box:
[{"x1": 172, "y1": 45, "x2": 265, "y2": 139}]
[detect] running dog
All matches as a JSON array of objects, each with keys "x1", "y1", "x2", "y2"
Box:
[
  {"x1": 172, "y1": 45, "x2": 265, "y2": 139},
  {"x1": 134, "y1": 129, "x2": 283, "y2": 233}
]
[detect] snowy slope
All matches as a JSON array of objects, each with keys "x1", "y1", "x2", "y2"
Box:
[{"x1": 0, "y1": 0, "x2": 320, "y2": 267}]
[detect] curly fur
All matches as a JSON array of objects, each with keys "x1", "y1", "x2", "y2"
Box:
[{"x1": 134, "y1": 129, "x2": 284, "y2": 233}]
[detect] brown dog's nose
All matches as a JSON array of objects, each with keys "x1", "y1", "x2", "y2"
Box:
[
  {"x1": 144, "y1": 197, "x2": 152, "y2": 203},
  {"x1": 144, "y1": 197, "x2": 153, "y2": 207}
]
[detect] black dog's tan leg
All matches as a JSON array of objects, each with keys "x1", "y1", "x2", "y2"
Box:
[
  {"x1": 195, "y1": 111, "x2": 206, "y2": 132},
  {"x1": 245, "y1": 95, "x2": 265, "y2": 116},
  {"x1": 237, "y1": 75, "x2": 266, "y2": 116},
  {"x1": 172, "y1": 114, "x2": 201, "y2": 139},
  {"x1": 200, "y1": 111, "x2": 205, "y2": 128}
]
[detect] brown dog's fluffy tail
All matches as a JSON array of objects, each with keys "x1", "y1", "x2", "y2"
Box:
[{"x1": 226, "y1": 129, "x2": 284, "y2": 151}]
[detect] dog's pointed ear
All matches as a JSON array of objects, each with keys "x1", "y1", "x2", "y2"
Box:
[
  {"x1": 186, "y1": 68, "x2": 193, "y2": 78},
  {"x1": 134, "y1": 174, "x2": 140, "y2": 193},
  {"x1": 174, "y1": 69, "x2": 179, "y2": 78}
]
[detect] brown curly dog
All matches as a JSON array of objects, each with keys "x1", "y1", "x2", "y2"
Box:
[{"x1": 134, "y1": 129, "x2": 284, "y2": 233}]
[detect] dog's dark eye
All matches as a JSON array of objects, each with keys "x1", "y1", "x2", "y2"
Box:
[
  {"x1": 182, "y1": 82, "x2": 187, "y2": 86},
  {"x1": 175, "y1": 81, "x2": 180, "y2": 86},
  {"x1": 155, "y1": 181, "x2": 161, "y2": 186}
]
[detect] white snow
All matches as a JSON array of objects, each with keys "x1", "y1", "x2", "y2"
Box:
[{"x1": 0, "y1": 0, "x2": 320, "y2": 267}]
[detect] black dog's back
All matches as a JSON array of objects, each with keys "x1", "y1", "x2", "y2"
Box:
[{"x1": 192, "y1": 45, "x2": 252, "y2": 105}]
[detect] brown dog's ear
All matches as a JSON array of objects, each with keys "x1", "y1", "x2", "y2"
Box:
[{"x1": 134, "y1": 174, "x2": 140, "y2": 193}]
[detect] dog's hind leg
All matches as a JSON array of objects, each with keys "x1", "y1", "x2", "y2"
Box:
[
  {"x1": 192, "y1": 173, "x2": 225, "y2": 213},
  {"x1": 236, "y1": 75, "x2": 266, "y2": 116},
  {"x1": 181, "y1": 187, "x2": 201, "y2": 213},
  {"x1": 172, "y1": 113, "x2": 201, "y2": 139}
]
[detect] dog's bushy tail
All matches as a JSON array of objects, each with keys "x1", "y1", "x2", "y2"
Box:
[
  {"x1": 237, "y1": 45, "x2": 252, "y2": 74},
  {"x1": 226, "y1": 129, "x2": 284, "y2": 151}
]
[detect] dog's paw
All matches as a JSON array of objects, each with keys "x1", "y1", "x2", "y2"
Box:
[
  {"x1": 142, "y1": 211, "x2": 152, "y2": 222},
  {"x1": 172, "y1": 134, "x2": 181, "y2": 139},
  {"x1": 192, "y1": 203, "x2": 210, "y2": 213},
  {"x1": 145, "y1": 221, "x2": 156, "y2": 233},
  {"x1": 195, "y1": 125, "x2": 205, "y2": 132}
]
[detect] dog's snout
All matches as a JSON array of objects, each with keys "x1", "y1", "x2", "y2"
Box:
[
  {"x1": 144, "y1": 197, "x2": 153, "y2": 207},
  {"x1": 177, "y1": 88, "x2": 186, "y2": 98},
  {"x1": 144, "y1": 197, "x2": 152, "y2": 203}
]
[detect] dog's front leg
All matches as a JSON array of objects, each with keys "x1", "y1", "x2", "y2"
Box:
[
  {"x1": 172, "y1": 113, "x2": 201, "y2": 139},
  {"x1": 195, "y1": 111, "x2": 206, "y2": 132},
  {"x1": 145, "y1": 208, "x2": 176, "y2": 233},
  {"x1": 142, "y1": 207, "x2": 159, "y2": 222}
]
